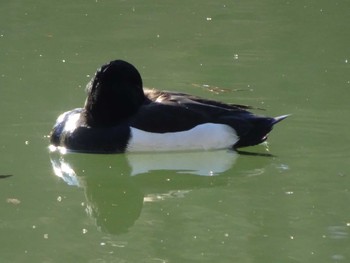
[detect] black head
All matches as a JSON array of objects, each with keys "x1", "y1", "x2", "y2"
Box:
[{"x1": 84, "y1": 60, "x2": 145, "y2": 127}]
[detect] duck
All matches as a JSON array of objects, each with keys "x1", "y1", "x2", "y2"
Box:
[{"x1": 50, "y1": 59, "x2": 288, "y2": 153}]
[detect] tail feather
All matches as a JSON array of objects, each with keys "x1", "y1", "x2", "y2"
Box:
[
  {"x1": 272, "y1": 114, "x2": 290, "y2": 125},
  {"x1": 234, "y1": 114, "x2": 289, "y2": 148}
]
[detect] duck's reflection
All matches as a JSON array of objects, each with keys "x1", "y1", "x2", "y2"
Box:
[
  {"x1": 127, "y1": 150, "x2": 238, "y2": 176},
  {"x1": 50, "y1": 150, "x2": 238, "y2": 234}
]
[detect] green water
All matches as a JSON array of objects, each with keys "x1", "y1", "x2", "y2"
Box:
[{"x1": 1, "y1": 0, "x2": 350, "y2": 262}]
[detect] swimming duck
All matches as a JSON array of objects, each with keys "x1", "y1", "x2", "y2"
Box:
[{"x1": 50, "y1": 59, "x2": 287, "y2": 153}]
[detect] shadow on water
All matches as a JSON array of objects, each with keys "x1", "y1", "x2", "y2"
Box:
[
  {"x1": 49, "y1": 149, "x2": 272, "y2": 235},
  {"x1": 236, "y1": 150, "x2": 274, "y2": 157},
  {"x1": 0, "y1": 174, "x2": 13, "y2": 179}
]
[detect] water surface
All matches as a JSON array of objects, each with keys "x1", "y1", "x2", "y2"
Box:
[{"x1": 1, "y1": 1, "x2": 350, "y2": 262}]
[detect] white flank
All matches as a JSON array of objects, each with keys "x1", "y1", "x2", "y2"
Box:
[{"x1": 127, "y1": 123, "x2": 238, "y2": 152}]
